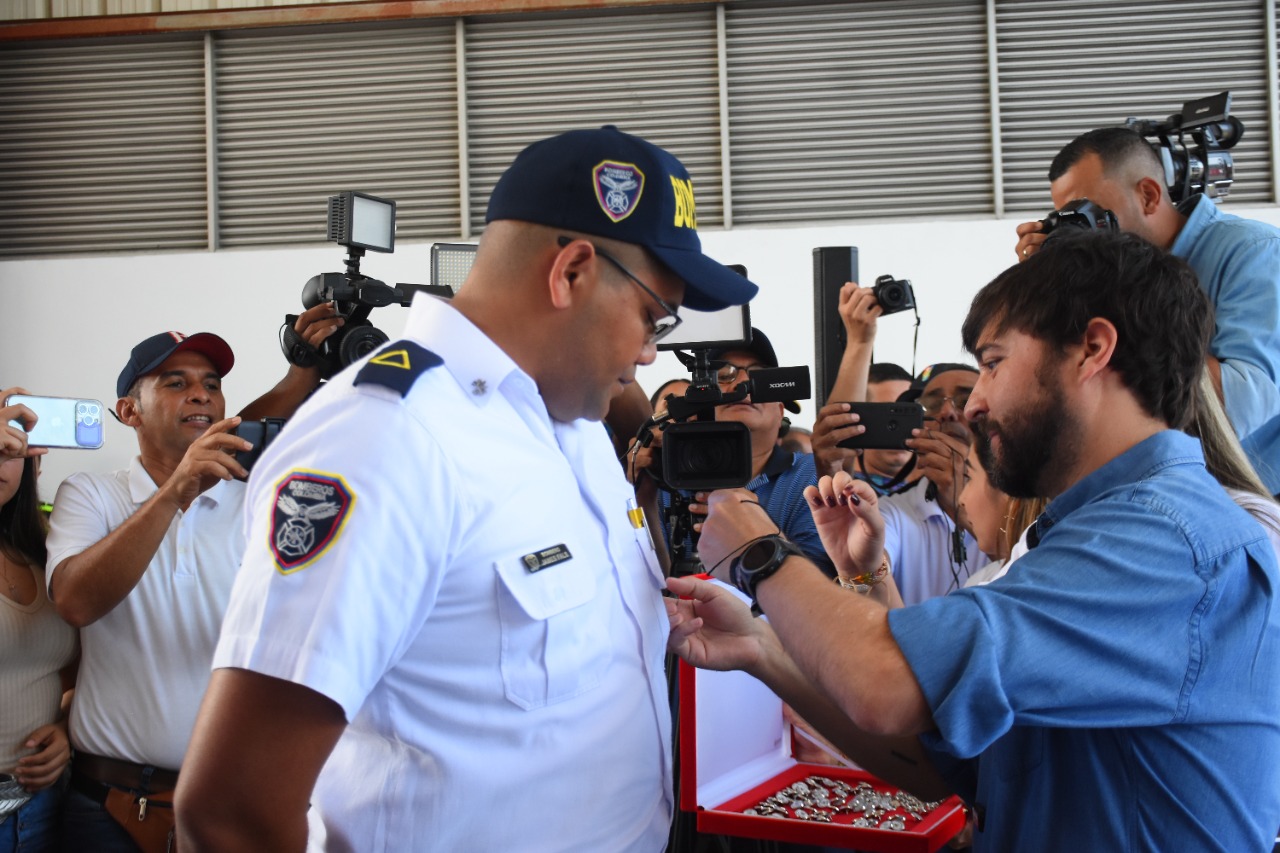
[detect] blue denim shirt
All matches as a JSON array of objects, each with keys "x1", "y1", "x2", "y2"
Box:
[
  {"x1": 1171, "y1": 194, "x2": 1280, "y2": 491},
  {"x1": 1244, "y1": 413, "x2": 1280, "y2": 495},
  {"x1": 890, "y1": 430, "x2": 1280, "y2": 852}
]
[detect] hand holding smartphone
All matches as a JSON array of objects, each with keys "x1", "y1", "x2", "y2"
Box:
[
  {"x1": 4, "y1": 394, "x2": 106, "y2": 450},
  {"x1": 835, "y1": 402, "x2": 923, "y2": 451}
]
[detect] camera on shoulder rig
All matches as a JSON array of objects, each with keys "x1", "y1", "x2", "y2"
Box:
[
  {"x1": 284, "y1": 191, "x2": 454, "y2": 379},
  {"x1": 1125, "y1": 91, "x2": 1244, "y2": 203}
]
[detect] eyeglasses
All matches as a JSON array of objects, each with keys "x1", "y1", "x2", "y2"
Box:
[
  {"x1": 715, "y1": 363, "x2": 759, "y2": 387},
  {"x1": 919, "y1": 391, "x2": 971, "y2": 418},
  {"x1": 558, "y1": 236, "x2": 682, "y2": 344}
]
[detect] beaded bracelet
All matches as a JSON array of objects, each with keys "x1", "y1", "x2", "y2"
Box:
[{"x1": 834, "y1": 552, "x2": 892, "y2": 593}]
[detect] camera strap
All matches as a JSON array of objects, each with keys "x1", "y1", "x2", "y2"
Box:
[
  {"x1": 280, "y1": 315, "x2": 320, "y2": 369},
  {"x1": 859, "y1": 453, "x2": 916, "y2": 496}
]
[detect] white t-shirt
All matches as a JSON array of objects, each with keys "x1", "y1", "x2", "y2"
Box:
[
  {"x1": 215, "y1": 294, "x2": 673, "y2": 852},
  {"x1": 47, "y1": 458, "x2": 244, "y2": 769},
  {"x1": 880, "y1": 482, "x2": 987, "y2": 605}
]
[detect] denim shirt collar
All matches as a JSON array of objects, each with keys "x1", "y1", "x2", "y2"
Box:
[
  {"x1": 1034, "y1": 430, "x2": 1204, "y2": 544},
  {"x1": 1170, "y1": 193, "x2": 1217, "y2": 258}
]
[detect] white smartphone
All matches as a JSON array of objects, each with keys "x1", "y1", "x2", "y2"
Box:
[{"x1": 5, "y1": 394, "x2": 106, "y2": 449}]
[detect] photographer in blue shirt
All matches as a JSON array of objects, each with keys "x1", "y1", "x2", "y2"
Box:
[
  {"x1": 1016, "y1": 126, "x2": 1280, "y2": 494},
  {"x1": 668, "y1": 230, "x2": 1280, "y2": 852}
]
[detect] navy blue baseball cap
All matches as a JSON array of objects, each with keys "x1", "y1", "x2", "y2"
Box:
[
  {"x1": 485, "y1": 125, "x2": 758, "y2": 312},
  {"x1": 117, "y1": 332, "x2": 234, "y2": 398}
]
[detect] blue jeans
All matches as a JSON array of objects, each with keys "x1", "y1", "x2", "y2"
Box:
[
  {"x1": 58, "y1": 788, "x2": 138, "y2": 853},
  {"x1": 0, "y1": 783, "x2": 62, "y2": 853}
]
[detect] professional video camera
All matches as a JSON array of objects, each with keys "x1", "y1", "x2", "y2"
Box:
[
  {"x1": 638, "y1": 304, "x2": 811, "y2": 493},
  {"x1": 284, "y1": 192, "x2": 451, "y2": 378},
  {"x1": 1039, "y1": 198, "x2": 1119, "y2": 240},
  {"x1": 1125, "y1": 91, "x2": 1243, "y2": 203},
  {"x1": 634, "y1": 301, "x2": 811, "y2": 576}
]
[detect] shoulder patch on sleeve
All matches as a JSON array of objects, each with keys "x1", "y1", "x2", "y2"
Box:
[
  {"x1": 270, "y1": 470, "x2": 355, "y2": 574},
  {"x1": 353, "y1": 340, "x2": 443, "y2": 397}
]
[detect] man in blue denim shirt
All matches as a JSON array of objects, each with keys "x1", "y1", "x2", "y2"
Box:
[
  {"x1": 667, "y1": 231, "x2": 1280, "y2": 852},
  {"x1": 1016, "y1": 126, "x2": 1280, "y2": 494}
]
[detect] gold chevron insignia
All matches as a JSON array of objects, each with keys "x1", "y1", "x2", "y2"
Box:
[{"x1": 371, "y1": 349, "x2": 411, "y2": 369}]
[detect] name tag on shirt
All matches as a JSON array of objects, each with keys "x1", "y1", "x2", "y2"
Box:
[{"x1": 522, "y1": 544, "x2": 573, "y2": 573}]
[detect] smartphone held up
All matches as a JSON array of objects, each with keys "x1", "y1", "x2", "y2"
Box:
[
  {"x1": 835, "y1": 401, "x2": 923, "y2": 451},
  {"x1": 5, "y1": 394, "x2": 105, "y2": 450}
]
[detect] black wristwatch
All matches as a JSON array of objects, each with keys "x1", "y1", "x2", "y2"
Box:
[{"x1": 730, "y1": 534, "x2": 805, "y2": 612}]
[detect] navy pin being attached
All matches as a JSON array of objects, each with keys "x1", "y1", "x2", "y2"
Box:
[
  {"x1": 522, "y1": 544, "x2": 573, "y2": 573},
  {"x1": 354, "y1": 340, "x2": 442, "y2": 397}
]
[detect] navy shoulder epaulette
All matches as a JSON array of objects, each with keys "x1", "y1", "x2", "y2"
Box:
[{"x1": 353, "y1": 340, "x2": 442, "y2": 398}]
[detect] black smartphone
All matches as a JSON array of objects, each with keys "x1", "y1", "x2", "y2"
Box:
[
  {"x1": 232, "y1": 418, "x2": 286, "y2": 477},
  {"x1": 835, "y1": 402, "x2": 923, "y2": 450}
]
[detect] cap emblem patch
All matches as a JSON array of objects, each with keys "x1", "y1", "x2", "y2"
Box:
[{"x1": 593, "y1": 160, "x2": 645, "y2": 222}]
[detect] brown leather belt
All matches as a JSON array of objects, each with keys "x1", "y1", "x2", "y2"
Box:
[{"x1": 72, "y1": 752, "x2": 179, "y2": 794}]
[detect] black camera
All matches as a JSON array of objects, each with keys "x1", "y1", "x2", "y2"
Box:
[
  {"x1": 872, "y1": 274, "x2": 916, "y2": 316},
  {"x1": 659, "y1": 365, "x2": 808, "y2": 491},
  {"x1": 643, "y1": 315, "x2": 811, "y2": 491},
  {"x1": 286, "y1": 192, "x2": 447, "y2": 379},
  {"x1": 1125, "y1": 91, "x2": 1243, "y2": 203},
  {"x1": 233, "y1": 417, "x2": 286, "y2": 478},
  {"x1": 1040, "y1": 198, "x2": 1119, "y2": 240}
]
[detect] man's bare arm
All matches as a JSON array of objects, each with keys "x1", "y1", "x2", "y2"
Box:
[
  {"x1": 667, "y1": 575, "x2": 950, "y2": 800},
  {"x1": 176, "y1": 669, "x2": 347, "y2": 852},
  {"x1": 237, "y1": 303, "x2": 343, "y2": 421},
  {"x1": 749, "y1": 618, "x2": 952, "y2": 799},
  {"x1": 825, "y1": 283, "x2": 880, "y2": 405}
]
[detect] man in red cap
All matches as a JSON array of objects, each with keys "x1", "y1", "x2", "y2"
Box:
[{"x1": 45, "y1": 306, "x2": 339, "y2": 852}]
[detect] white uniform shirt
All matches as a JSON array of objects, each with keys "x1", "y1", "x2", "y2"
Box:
[
  {"x1": 880, "y1": 481, "x2": 987, "y2": 605},
  {"x1": 46, "y1": 459, "x2": 244, "y2": 769},
  {"x1": 215, "y1": 294, "x2": 674, "y2": 852}
]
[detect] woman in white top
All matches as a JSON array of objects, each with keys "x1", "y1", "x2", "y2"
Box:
[{"x1": 0, "y1": 390, "x2": 78, "y2": 853}]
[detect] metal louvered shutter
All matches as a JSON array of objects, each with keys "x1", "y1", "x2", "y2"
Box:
[
  {"x1": 996, "y1": 0, "x2": 1272, "y2": 212},
  {"x1": 214, "y1": 21, "x2": 460, "y2": 247},
  {"x1": 724, "y1": 0, "x2": 991, "y2": 225},
  {"x1": 0, "y1": 36, "x2": 207, "y2": 256},
  {"x1": 465, "y1": 6, "x2": 723, "y2": 235}
]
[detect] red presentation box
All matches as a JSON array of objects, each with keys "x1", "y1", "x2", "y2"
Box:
[{"x1": 678, "y1": 621, "x2": 967, "y2": 852}]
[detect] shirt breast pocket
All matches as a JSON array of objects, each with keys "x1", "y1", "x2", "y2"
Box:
[{"x1": 493, "y1": 549, "x2": 610, "y2": 711}]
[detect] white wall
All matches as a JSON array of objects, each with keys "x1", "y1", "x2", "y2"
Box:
[{"x1": 7, "y1": 205, "x2": 1280, "y2": 502}]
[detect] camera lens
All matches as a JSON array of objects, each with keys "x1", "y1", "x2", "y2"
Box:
[
  {"x1": 672, "y1": 436, "x2": 734, "y2": 477},
  {"x1": 880, "y1": 283, "x2": 904, "y2": 309},
  {"x1": 661, "y1": 421, "x2": 753, "y2": 490},
  {"x1": 339, "y1": 324, "x2": 390, "y2": 368}
]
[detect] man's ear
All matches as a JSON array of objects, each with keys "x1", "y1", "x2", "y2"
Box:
[
  {"x1": 115, "y1": 395, "x2": 142, "y2": 428},
  {"x1": 547, "y1": 238, "x2": 596, "y2": 311},
  {"x1": 1076, "y1": 316, "x2": 1119, "y2": 383},
  {"x1": 1135, "y1": 175, "x2": 1165, "y2": 215}
]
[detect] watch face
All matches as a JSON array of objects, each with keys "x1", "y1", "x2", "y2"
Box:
[{"x1": 741, "y1": 538, "x2": 779, "y2": 572}]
